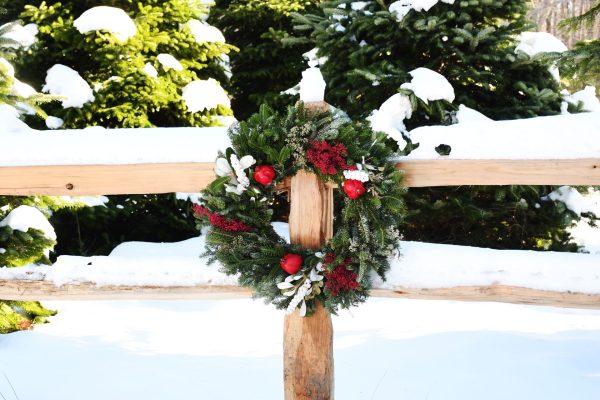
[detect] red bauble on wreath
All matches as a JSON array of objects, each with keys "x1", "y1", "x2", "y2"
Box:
[
  {"x1": 280, "y1": 253, "x2": 303, "y2": 274},
  {"x1": 254, "y1": 165, "x2": 276, "y2": 186},
  {"x1": 343, "y1": 179, "x2": 366, "y2": 199}
]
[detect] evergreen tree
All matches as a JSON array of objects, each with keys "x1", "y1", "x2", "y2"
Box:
[
  {"x1": 0, "y1": 9, "x2": 59, "y2": 334},
  {"x1": 558, "y1": 0, "x2": 600, "y2": 90},
  {"x1": 209, "y1": 0, "x2": 320, "y2": 120},
  {"x1": 2, "y1": 0, "x2": 236, "y2": 254},
  {"x1": 298, "y1": 0, "x2": 580, "y2": 250}
]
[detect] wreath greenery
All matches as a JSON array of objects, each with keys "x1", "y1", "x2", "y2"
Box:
[{"x1": 194, "y1": 103, "x2": 406, "y2": 316}]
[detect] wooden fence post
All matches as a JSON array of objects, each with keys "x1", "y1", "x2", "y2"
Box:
[{"x1": 284, "y1": 101, "x2": 335, "y2": 400}]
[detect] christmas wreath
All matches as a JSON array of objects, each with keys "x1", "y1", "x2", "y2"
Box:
[{"x1": 194, "y1": 103, "x2": 405, "y2": 316}]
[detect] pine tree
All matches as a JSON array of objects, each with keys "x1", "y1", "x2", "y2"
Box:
[
  {"x1": 0, "y1": 8, "x2": 60, "y2": 334},
  {"x1": 298, "y1": 0, "x2": 580, "y2": 250},
  {"x1": 558, "y1": 0, "x2": 600, "y2": 89},
  {"x1": 5, "y1": 0, "x2": 235, "y2": 128},
  {"x1": 209, "y1": 0, "x2": 320, "y2": 120},
  {"x1": 2, "y1": 0, "x2": 236, "y2": 254}
]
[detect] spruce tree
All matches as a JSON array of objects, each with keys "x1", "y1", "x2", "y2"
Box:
[
  {"x1": 209, "y1": 0, "x2": 320, "y2": 120},
  {"x1": 558, "y1": 0, "x2": 600, "y2": 89},
  {"x1": 2, "y1": 0, "x2": 236, "y2": 254},
  {"x1": 298, "y1": 0, "x2": 579, "y2": 250}
]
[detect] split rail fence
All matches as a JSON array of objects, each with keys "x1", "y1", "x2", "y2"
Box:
[{"x1": 1, "y1": 105, "x2": 599, "y2": 399}]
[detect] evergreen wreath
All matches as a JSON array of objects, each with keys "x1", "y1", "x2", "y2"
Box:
[{"x1": 194, "y1": 103, "x2": 406, "y2": 316}]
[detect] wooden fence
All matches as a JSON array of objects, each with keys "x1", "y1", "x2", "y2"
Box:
[{"x1": 1, "y1": 110, "x2": 599, "y2": 399}]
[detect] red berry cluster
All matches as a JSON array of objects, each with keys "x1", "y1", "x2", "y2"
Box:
[
  {"x1": 306, "y1": 140, "x2": 353, "y2": 175},
  {"x1": 193, "y1": 205, "x2": 252, "y2": 232},
  {"x1": 323, "y1": 253, "x2": 360, "y2": 296}
]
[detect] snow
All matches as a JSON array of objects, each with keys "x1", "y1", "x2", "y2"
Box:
[
  {"x1": 73, "y1": 6, "x2": 137, "y2": 42},
  {"x1": 0, "y1": 104, "x2": 32, "y2": 133},
  {"x1": 0, "y1": 126, "x2": 230, "y2": 166},
  {"x1": 516, "y1": 32, "x2": 568, "y2": 57},
  {"x1": 157, "y1": 53, "x2": 184, "y2": 71},
  {"x1": 42, "y1": 64, "x2": 95, "y2": 108},
  {"x1": 60, "y1": 196, "x2": 109, "y2": 207},
  {"x1": 1, "y1": 222, "x2": 598, "y2": 294},
  {"x1": 402, "y1": 111, "x2": 600, "y2": 159},
  {"x1": 0, "y1": 298, "x2": 599, "y2": 399},
  {"x1": 367, "y1": 93, "x2": 412, "y2": 147},
  {"x1": 389, "y1": 0, "x2": 455, "y2": 21},
  {"x1": 0, "y1": 22, "x2": 36, "y2": 48},
  {"x1": 564, "y1": 86, "x2": 600, "y2": 112},
  {"x1": 184, "y1": 20, "x2": 225, "y2": 43},
  {"x1": 181, "y1": 79, "x2": 230, "y2": 112},
  {"x1": 0, "y1": 57, "x2": 15, "y2": 77},
  {"x1": 175, "y1": 192, "x2": 202, "y2": 204},
  {"x1": 543, "y1": 186, "x2": 600, "y2": 217},
  {"x1": 455, "y1": 104, "x2": 493, "y2": 124},
  {"x1": 401, "y1": 67, "x2": 455, "y2": 104},
  {"x1": 299, "y1": 67, "x2": 326, "y2": 102},
  {"x1": 303, "y1": 48, "x2": 328, "y2": 68},
  {"x1": 0, "y1": 205, "x2": 56, "y2": 240},
  {"x1": 142, "y1": 63, "x2": 158, "y2": 78},
  {"x1": 45, "y1": 116, "x2": 64, "y2": 129}
]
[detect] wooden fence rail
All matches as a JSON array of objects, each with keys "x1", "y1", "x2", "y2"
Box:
[{"x1": 1, "y1": 158, "x2": 599, "y2": 195}]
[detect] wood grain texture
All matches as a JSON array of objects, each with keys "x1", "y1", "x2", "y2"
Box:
[
  {"x1": 285, "y1": 169, "x2": 335, "y2": 400},
  {"x1": 288, "y1": 170, "x2": 334, "y2": 249},
  {"x1": 397, "y1": 158, "x2": 600, "y2": 187},
  {"x1": 2, "y1": 159, "x2": 600, "y2": 196},
  {"x1": 0, "y1": 163, "x2": 215, "y2": 195},
  {"x1": 0, "y1": 280, "x2": 598, "y2": 309}
]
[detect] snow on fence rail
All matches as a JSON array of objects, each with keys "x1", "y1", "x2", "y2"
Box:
[{"x1": 1, "y1": 111, "x2": 600, "y2": 307}]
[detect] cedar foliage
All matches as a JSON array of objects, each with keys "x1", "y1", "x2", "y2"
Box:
[{"x1": 297, "y1": 0, "x2": 580, "y2": 250}]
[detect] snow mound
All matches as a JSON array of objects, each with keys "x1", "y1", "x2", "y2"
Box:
[
  {"x1": 184, "y1": 20, "x2": 225, "y2": 43},
  {"x1": 74, "y1": 6, "x2": 136, "y2": 42},
  {"x1": 564, "y1": 86, "x2": 600, "y2": 112},
  {"x1": 157, "y1": 53, "x2": 184, "y2": 71},
  {"x1": 456, "y1": 104, "x2": 493, "y2": 124},
  {"x1": 367, "y1": 93, "x2": 412, "y2": 147},
  {"x1": 0, "y1": 105, "x2": 31, "y2": 132},
  {"x1": 404, "y1": 112, "x2": 600, "y2": 159},
  {"x1": 543, "y1": 186, "x2": 600, "y2": 217},
  {"x1": 401, "y1": 67, "x2": 455, "y2": 104},
  {"x1": 142, "y1": 62, "x2": 158, "y2": 78},
  {"x1": 389, "y1": 0, "x2": 455, "y2": 21},
  {"x1": 181, "y1": 79, "x2": 230, "y2": 112},
  {"x1": 42, "y1": 64, "x2": 95, "y2": 108},
  {"x1": 0, "y1": 205, "x2": 56, "y2": 240},
  {"x1": 516, "y1": 32, "x2": 568, "y2": 57},
  {"x1": 0, "y1": 22, "x2": 37, "y2": 48},
  {"x1": 45, "y1": 116, "x2": 64, "y2": 129},
  {"x1": 299, "y1": 67, "x2": 326, "y2": 102}
]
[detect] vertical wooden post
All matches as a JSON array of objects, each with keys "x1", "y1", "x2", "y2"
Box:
[{"x1": 285, "y1": 170, "x2": 334, "y2": 400}]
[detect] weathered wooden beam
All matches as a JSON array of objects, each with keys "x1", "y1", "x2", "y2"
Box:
[
  {"x1": 0, "y1": 163, "x2": 216, "y2": 196},
  {"x1": 1, "y1": 158, "x2": 599, "y2": 196},
  {"x1": 285, "y1": 170, "x2": 335, "y2": 400},
  {"x1": 397, "y1": 158, "x2": 600, "y2": 187},
  {"x1": 1, "y1": 280, "x2": 598, "y2": 309}
]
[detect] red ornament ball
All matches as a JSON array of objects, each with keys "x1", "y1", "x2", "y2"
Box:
[
  {"x1": 254, "y1": 165, "x2": 276, "y2": 186},
  {"x1": 343, "y1": 179, "x2": 366, "y2": 199},
  {"x1": 280, "y1": 253, "x2": 303, "y2": 274}
]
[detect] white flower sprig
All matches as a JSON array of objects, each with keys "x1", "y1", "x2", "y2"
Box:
[
  {"x1": 343, "y1": 163, "x2": 370, "y2": 182},
  {"x1": 277, "y1": 264, "x2": 325, "y2": 317},
  {"x1": 214, "y1": 154, "x2": 256, "y2": 195}
]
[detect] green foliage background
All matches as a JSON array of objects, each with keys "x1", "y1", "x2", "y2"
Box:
[
  {"x1": 297, "y1": 0, "x2": 583, "y2": 250},
  {"x1": 209, "y1": 0, "x2": 320, "y2": 120}
]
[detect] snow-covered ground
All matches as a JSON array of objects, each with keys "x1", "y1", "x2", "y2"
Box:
[{"x1": 0, "y1": 298, "x2": 599, "y2": 400}]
